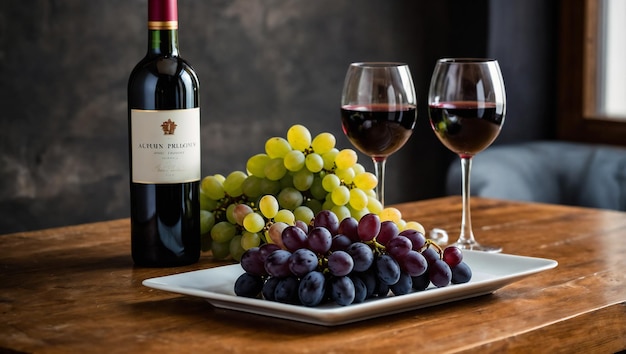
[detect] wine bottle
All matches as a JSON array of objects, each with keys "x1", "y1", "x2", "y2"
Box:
[{"x1": 127, "y1": 0, "x2": 201, "y2": 267}]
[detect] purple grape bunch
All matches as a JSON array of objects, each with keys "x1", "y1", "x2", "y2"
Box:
[{"x1": 234, "y1": 210, "x2": 472, "y2": 307}]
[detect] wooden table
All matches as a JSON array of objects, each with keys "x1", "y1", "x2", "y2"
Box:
[{"x1": 1, "y1": 196, "x2": 625, "y2": 353}]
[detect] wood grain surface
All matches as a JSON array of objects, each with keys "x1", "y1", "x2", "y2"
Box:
[{"x1": 1, "y1": 196, "x2": 625, "y2": 353}]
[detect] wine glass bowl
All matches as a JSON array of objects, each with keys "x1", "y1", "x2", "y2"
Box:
[
  {"x1": 340, "y1": 62, "x2": 417, "y2": 206},
  {"x1": 428, "y1": 58, "x2": 506, "y2": 252}
]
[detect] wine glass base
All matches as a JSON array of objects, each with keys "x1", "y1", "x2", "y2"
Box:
[{"x1": 451, "y1": 241, "x2": 502, "y2": 253}]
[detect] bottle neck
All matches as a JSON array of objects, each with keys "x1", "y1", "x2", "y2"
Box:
[
  {"x1": 148, "y1": 29, "x2": 179, "y2": 56},
  {"x1": 147, "y1": 0, "x2": 179, "y2": 56}
]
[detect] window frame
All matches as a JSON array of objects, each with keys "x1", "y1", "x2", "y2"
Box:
[{"x1": 557, "y1": 0, "x2": 626, "y2": 146}]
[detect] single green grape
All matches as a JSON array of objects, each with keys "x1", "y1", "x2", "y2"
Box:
[
  {"x1": 354, "y1": 171, "x2": 378, "y2": 190},
  {"x1": 287, "y1": 124, "x2": 312, "y2": 151},
  {"x1": 246, "y1": 153, "x2": 270, "y2": 178},
  {"x1": 200, "y1": 209, "x2": 215, "y2": 235},
  {"x1": 264, "y1": 157, "x2": 287, "y2": 181},
  {"x1": 210, "y1": 221, "x2": 237, "y2": 243},
  {"x1": 380, "y1": 207, "x2": 403, "y2": 223},
  {"x1": 241, "y1": 231, "x2": 261, "y2": 250},
  {"x1": 201, "y1": 175, "x2": 225, "y2": 200},
  {"x1": 200, "y1": 190, "x2": 218, "y2": 211},
  {"x1": 223, "y1": 171, "x2": 247, "y2": 197},
  {"x1": 292, "y1": 168, "x2": 314, "y2": 191},
  {"x1": 352, "y1": 163, "x2": 365, "y2": 175},
  {"x1": 284, "y1": 149, "x2": 306, "y2": 172},
  {"x1": 305, "y1": 153, "x2": 324, "y2": 173},
  {"x1": 335, "y1": 149, "x2": 358, "y2": 170},
  {"x1": 348, "y1": 187, "x2": 368, "y2": 210},
  {"x1": 331, "y1": 185, "x2": 350, "y2": 206},
  {"x1": 241, "y1": 175, "x2": 264, "y2": 198},
  {"x1": 243, "y1": 212, "x2": 266, "y2": 233},
  {"x1": 331, "y1": 204, "x2": 351, "y2": 221},
  {"x1": 367, "y1": 196, "x2": 383, "y2": 214},
  {"x1": 293, "y1": 205, "x2": 315, "y2": 223},
  {"x1": 278, "y1": 187, "x2": 304, "y2": 210},
  {"x1": 309, "y1": 175, "x2": 327, "y2": 200},
  {"x1": 259, "y1": 195, "x2": 279, "y2": 219},
  {"x1": 274, "y1": 209, "x2": 295, "y2": 225},
  {"x1": 265, "y1": 137, "x2": 292, "y2": 158},
  {"x1": 335, "y1": 167, "x2": 355, "y2": 184},
  {"x1": 211, "y1": 240, "x2": 230, "y2": 260},
  {"x1": 260, "y1": 178, "x2": 281, "y2": 195},
  {"x1": 229, "y1": 235, "x2": 245, "y2": 261},
  {"x1": 322, "y1": 173, "x2": 341, "y2": 192},
  {"x1": 311, "y1": 132, "x2": 336, "y2": 154}
]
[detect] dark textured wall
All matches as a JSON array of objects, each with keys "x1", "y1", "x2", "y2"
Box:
[{"x1": 0, "y1": 0, "x2": 556, "y2": 233}]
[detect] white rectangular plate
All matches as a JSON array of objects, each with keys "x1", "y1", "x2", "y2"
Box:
[{"x1": 143, "y1": 251, "x2": 557, "y2": 326}]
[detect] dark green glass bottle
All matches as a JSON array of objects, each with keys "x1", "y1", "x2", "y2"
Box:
[{"x1": 127, "y1": 0, "x2": 201, "y2": 267}]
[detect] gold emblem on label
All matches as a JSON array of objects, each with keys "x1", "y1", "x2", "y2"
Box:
[{"x1": 161, "y1": 119, "x2": 177, "y2": 135}]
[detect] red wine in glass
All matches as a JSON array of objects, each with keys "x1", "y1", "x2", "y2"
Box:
[
  {"x1": 341, "y1": 103, "x2": 416, "y2": 159},
  {"x1": 428, "y1": 101, "x2": 503, "y2": 157}
]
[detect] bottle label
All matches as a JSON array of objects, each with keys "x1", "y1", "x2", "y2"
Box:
[{"x1": 131, "y1": 108, "x2": 200, "y2": 184}]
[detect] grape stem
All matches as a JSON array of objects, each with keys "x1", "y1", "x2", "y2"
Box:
[
  {"x1": 424, "y1": 239, "x2": 444, "y2": 259},
  {"x1": 366, "y1": 240, "x2": 387, "y2": 255},
  {"x1": 368, "y1": 238, "x2": 444, "y2": 260}
]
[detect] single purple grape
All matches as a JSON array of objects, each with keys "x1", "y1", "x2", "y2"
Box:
[
  {"x1": 386, "y1": 235, "x2": 412, "y2": 259},
  {"x1": 443, "y1": 246, "x2": 463, "y2": 268},
  {"x1": 399, "y1": 229, "x2": 426, "y2": 250},
  {"x1": 357, "y1": 213, "x2": 381, "y2": 241},
  {"x1": 338, "y1": 217, "x2": 359, "y2": 242},
  {"x1": 399, "y1": 250, "x2": 428, "y2": 277},
  {"x1": 346, "y1": 242, "x2": 374, "y2": 272},
  {"x1": 281, "y1": 226, "x2": 308, "y2": 252},
  {"x1": 264, "y1": 249, "x2": 292, "y2": 277},
  {"x1": 288, "y1": 248, "x2": 319, "y2": 277},
  {"x1": 327, "y1": 250, "x2": 354, "y2": 276},
  {"x1": 429, "y1": 259, "x2": 452, "y2": 287},
  {"x1": 330, "y1": 234, "x2": 352, "y2": 251},
  {"x1": 421, "y1": 246, "x2": 440, "y2": 264},
  {"x1": 240, "y1": 247, "x2": 266, "y2": 276},
  {"x1": 376, "y1": 220, "x2": 399, "y2": 245},
  {"x1": 307, "y1": 227, "x2": 333, "y2": 254},
  {"x1": 313, "y1": 210, "x2": 339, "y2": 235},
  {"x1": 376, "y1": 254, "x2": 400, "y2": 286},
  {"x1": 451, "y1": 261, "x2": 472, "y2": 284}
]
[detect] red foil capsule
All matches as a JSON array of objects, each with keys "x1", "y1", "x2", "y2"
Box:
[{"x1": 148, "y1": 0, "x2": 178, "y2": 29}]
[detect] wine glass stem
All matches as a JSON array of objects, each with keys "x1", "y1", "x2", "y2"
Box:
[
  {"x1": 459, "y1": 156, "x2": 476, "y2": 244},
  {"x1": 373, "y1": 157, "x2": 386, "y2": 207}
]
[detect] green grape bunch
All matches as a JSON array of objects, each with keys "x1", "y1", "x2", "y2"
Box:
[{"x1": 200, "y1": 124, "x2": 422, "y2": 261}]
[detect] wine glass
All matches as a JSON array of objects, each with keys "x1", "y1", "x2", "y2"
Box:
[
  {"x1": 340, "y1": 62, "x2": 417, "y2": 207},
  {"x1": 427, "y1": 58, "x2": 506, "y2": 252}
]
